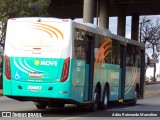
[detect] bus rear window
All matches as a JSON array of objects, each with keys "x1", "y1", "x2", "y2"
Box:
[{"x1": 6, "y1": 22, "x2": 65, "y2": 48}]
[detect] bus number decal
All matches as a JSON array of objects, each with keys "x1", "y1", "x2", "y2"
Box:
[{"x1": 28, "y1": 85, "x2": 42, "y2": 91}]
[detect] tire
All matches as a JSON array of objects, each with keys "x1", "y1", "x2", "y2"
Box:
[
  {"x1": 129, "y1": 90, "x2": 138, "y2": 106},
  {"x1": 54, "y1": 103, "x2": 65, "y2": 108},
  {"x1": 90, "y1": 87, "x2": 100, "y2": 112},
  {"x1": 99, "y1": 86, "x2": 109, "y2": 110},
  {"x1": 36, "y1": 104, "x2": 47, "y2": 109}
]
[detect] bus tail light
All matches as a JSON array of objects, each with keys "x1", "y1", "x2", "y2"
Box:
[
  {"x1": 61, "y1": 57, "x2": 70, "y2": 82},
  {"x1": 5, "y1": 55, "x2": 11, "y2": 80}
]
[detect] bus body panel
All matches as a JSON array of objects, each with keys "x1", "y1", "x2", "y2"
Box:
[
  {"x1": 4, "y1": 80, "x2": 72, "y2": 99},
  {"x1": 93, "y1": 63, "x2": 120, "y2": 101},
  {"x1": 107, "y1": 64, "x2": 120, "y2": 101},
  {"x1": 3, "y1": 17, "x2": 145, "y2": 108},
  {"x1": 3, "y1": 78, "x2": 12, "y2": 95},
  {"x1": 3, "y1": 18, "x2": 73, "y2": 99},
  {"x1": 70, "y1": 59, "x2": 86, "y2": 103},
  {"x1": 124, "y1": 67, "x2": 140, "y2": 100},
  {"x1": 11, "y1": 81, "x2": 60, "y2": 98},
  {"x1": 84, "y1": 64, "x2": 89, "y2": 101},
  {"x1": 3, "y1": 59, "x2": 74, "y2": 100},
  {"x1": 6, "y1": 57, "x2": 64, "y2": 82}
]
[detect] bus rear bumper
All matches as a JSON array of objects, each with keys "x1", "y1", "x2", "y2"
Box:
[
  {"x1": 7, "y1": 95, "x2": 80, "y2": 105},
  {"x1": 3, "y1": 80, "x2": 72, "y2": 99}
]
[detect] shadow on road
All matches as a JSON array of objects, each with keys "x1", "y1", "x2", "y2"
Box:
[{"x1": 22, "y1": 102, "x2": 144, "y2": 117}]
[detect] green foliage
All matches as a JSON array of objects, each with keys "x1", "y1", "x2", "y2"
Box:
[
  {"x1": 0, "y1": 0, "x2": 51, "y2": 46},
  {"x1": 0, "y1": 0, "x2": 51, "y2": 21}
]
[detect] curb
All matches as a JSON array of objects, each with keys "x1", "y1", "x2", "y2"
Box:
[{"x1": 145, "y1": 82, "x2": 160, "y2": 85}]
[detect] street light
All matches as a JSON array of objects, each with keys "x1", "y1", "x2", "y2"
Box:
[{"x1": 139, "y1": 19, "x2": 150, "y2": 42}]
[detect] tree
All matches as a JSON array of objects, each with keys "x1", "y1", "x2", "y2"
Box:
[
  {"x1": 140, "y1": 16, "x2": 160, "y2": 82},
  {"x1": 0, "y1": 0, "x2": 51, "y2": 46}
]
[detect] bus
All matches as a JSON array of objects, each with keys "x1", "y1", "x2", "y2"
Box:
[{"x1": 3, "y1": 18, "x2": 145, "y2": 111}]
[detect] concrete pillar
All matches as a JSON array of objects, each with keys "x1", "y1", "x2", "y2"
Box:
[
  {"x1": 99, "y1": 0, "x2": 109, "y2": 29},
  {"x1": 131, "y1": 14, "x2": 139, "y2": 41},
  {"x1": 117, "y1": 5, "x2": 126, "y2": 37},
  {"x1": 83, "y1": 0, "x2": 94, "y2": 23}
]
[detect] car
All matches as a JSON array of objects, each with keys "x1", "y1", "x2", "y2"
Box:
[{"x1": 156, "y1": 74, "x2": 160, "y2": 81}]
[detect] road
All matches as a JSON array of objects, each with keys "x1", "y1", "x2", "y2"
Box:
[{"x1": 0, "y1": 84, "x2": 160, "y2": 120}]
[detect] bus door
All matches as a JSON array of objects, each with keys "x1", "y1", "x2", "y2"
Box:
[
  {"x1": 84, "y1": 35, "x2": 95, "y2": 101},
  {"x1": 119, "y1": 45, "x2": 126, "y2": 100}
]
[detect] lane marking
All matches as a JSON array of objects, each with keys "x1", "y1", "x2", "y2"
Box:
[
  {"x1": 58, "y1": 114, "x2": 92, "y2": 120},
  {"x1": 58, "y1": 117, "x2": 77, "y2": 120},
  {"x1": 124, "y1": 106, "x2": 140, "y2": 110}
]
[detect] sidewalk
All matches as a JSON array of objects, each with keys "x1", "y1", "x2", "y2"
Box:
[{"x1": 145, "y1": 81, "x2": 160, "y2": 85}]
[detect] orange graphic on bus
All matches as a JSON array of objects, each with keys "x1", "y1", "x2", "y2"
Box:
[
  {"x1": 95, "y1": 39, "x2": 112, "y2": 73},
  {"x1": 32, "y1": 23, "x2": 64, "y2": 40}
]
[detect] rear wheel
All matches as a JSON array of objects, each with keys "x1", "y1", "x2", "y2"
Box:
[
  {"x1": 90, "y1": 87, "x2": 100, "y2": 112},
  {"x1": 53, "y1": 103, "x2": 65, "y2": 108},
  {"x1": 99, "y1": 86, "x2": 109, "y2": 110},
  {"x1": 128, "y1": 90, "x2": 138, "y2": 106},
  {"x1": 36, "y1": 104, "x2": 47, "y2": 109},
  {"x1": 34, "y1": 102, "x2": 47, "y2": 109},
  {"x1": 48, "y1": 102, "x2": 65, "y2": 109}
]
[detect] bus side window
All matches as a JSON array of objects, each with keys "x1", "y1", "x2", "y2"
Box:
[
  {"x1": 112, "y1": 40, "x2": 120, "y2": 65},
  {"x1": 74, "y1": 29, "x2": 86, "y2": 60},
  {"x1": 86, "y1": 37, "x2": 90, "y2": 64},
  {"x1": 135, "y1": 48, "x2": 141, "y2": 68},
  {"x1": 126, "y1": 44, "x2": 135, "y2": 67}
]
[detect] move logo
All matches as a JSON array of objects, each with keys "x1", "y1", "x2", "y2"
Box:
[
  {"x1": 34, "y1": 60, "x2": 40, "y2": 66},
  {"x1": 34, "y1": 60, "x2": 58, "y2": 66}
]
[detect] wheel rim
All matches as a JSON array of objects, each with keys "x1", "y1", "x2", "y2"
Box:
[
  {"x1": 93, "y1": 89, "x2": 99, "y2": 108},
  {"x1": 132, "y1": 90, "x2": 137, "y2": 104},
  {"x1": 104, "y1": 91, "x2": 108, "y2": 106},
  {"x1": 134, "y1": 91, "x2": 138, "y2": 100},
  {"x1": 135, "y1": 91, "x2": 137, "y2": 99},
  {"x1": 94, "y1": 92, "x2": 97, "y2": 102}
]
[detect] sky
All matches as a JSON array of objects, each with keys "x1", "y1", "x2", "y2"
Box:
[{"x1": 74, "y1": 17, "x2": 159, "y2": 78}]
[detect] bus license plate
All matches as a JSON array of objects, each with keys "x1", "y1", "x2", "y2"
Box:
[{"x1": 29, "y1": 72, "x2": 42, "y2": 78}]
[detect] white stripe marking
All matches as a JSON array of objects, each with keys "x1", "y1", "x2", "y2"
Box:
[
  {"x1": 19, "y1": 58, "x2": 34, "y2": 72},
  {"x1": 24, "y1": 59, "x2": 43, "y2": 72},
  {"x1": 14, "y1": 58, "x2": 28, "y2": 73},
  {"x1": 58, "y1": 114, "x2": 92, "y2": 120},
  {"x1": 124, "y1": 106, "x2": 140, "y2": 110}
]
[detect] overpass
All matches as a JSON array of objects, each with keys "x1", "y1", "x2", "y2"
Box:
[{"x1": 48, "y1": 0, "x2": 160, "y2": 40}]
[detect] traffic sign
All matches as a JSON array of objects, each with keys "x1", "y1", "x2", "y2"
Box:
[{"x1": 150, "y1": 59, "x2": 159, "y2": 63}]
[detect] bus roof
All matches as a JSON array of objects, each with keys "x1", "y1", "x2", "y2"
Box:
[
  {"x1": 8, "y1": 17, "x2": 144, "y2": 48},
  {"x1": 73, "y1": 21, "x2": 144, "y2": 48}
]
